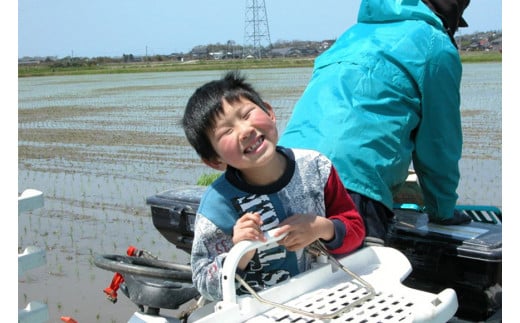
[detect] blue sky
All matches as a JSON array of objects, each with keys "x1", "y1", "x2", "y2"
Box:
[{"x1": 17, "y1": 0, "x2": 503, "y2": 59}]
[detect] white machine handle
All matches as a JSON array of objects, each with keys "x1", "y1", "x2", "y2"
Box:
[{"x1": 220, "y1": 228, "x2": 286, "y2": 304}]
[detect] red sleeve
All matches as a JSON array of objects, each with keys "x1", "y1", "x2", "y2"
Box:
[{"x1": 324, "y1": 166, "x2": 365, "y2": 255}]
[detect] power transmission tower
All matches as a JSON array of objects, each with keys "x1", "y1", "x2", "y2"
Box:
[{"x1": 243, "y1": 0, "x2": 272, "y2": 58}]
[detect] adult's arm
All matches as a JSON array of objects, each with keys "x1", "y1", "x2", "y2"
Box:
[{"x1": 413, "y1": 37, "x2": 463, "y2": 221}]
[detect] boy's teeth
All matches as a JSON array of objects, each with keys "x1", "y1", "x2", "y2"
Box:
[{"x1": 246, "y1": 138, "x2": 262, "y2": 152}]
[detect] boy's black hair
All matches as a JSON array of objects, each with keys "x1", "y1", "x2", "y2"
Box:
[{"x1": 182, "y1": 70, "x2": 269, "y2": 161}]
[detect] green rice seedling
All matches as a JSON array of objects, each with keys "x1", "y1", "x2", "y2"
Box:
[
  {"x1": 88, "y1": 256, "x2": 94, "y2": 269},
  {"x1": 69, "y1": 225, "x2": 74, "y2": 246},
  {"x1": 197, "y1": 173, "x2": 221, "y2": 186}
]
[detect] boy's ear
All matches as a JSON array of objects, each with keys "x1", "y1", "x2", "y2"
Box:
[
  {"x1": 263, "y1": 101, "x2": 276, "y2": 121},
  {"x1": 202, "y1": 158, "x2": 227, "y2": 171}
]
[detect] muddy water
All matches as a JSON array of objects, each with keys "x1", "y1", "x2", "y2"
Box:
[{"x1": 18, "y1": 64, "x2": 501, "y2": 322}]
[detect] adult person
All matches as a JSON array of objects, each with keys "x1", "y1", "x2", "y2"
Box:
[
  {"x1": 182, "y1": 71, "x2": 365, "y2": 301},
  {"x1": 279, "y1": 0, "x2": 472, "y2": 242}
]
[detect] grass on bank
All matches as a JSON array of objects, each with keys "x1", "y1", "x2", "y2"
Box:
[
  {"x1": 18, "y1": 57, "x2": 315, "y2": 77},
  {"x1": 18, "y1": 51, "x2": 501, "y2": 78}
]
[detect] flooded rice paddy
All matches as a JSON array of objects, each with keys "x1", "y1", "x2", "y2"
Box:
[{"x1": 18, "y1": 64, "x2": 501, "y2": 322}]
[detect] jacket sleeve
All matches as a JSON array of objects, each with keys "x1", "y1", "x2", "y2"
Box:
[
  {"x1": 413, "y1": 36, "x2": 462, "y2": 220},
  {"x1": 322, "y1": 166, "x2": 366, "y2": 255},
  {"x1": 190, "y1": 214, "x2": 234, "y2": 301}
]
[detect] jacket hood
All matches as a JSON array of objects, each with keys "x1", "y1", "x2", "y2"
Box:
[
  {"x1": 357, "y1": 0, "x2": 469, "y2": 47},
  {"x1": 358, "y1": 0, "x2": 442, "y2": 27}
]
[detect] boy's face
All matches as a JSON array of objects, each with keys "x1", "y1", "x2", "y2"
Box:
[{"x1": 205, "y1": 97, "x2": 278, "y2": 171}]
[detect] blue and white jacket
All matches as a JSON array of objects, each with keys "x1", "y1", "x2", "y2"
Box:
[{"x1": 190, "y1": 147, "x2": 365, "y2": 301}]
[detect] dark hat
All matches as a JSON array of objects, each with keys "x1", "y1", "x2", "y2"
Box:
[
  {"x1": 422, "y1": 0, "x2": 470, "y2": 47},
  {"x1": 459, "y1": 16, "x2": 468, "y2": 28},
  {"x1": 422, "y1": 0, "x2": 470, "y2": 30}
]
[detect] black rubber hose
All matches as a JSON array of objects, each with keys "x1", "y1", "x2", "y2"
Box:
[{"x1": 93, "y1": 254, "x2": 193, "y2": 282}]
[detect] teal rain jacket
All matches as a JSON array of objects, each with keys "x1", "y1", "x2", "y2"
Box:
[{"x1": 278, "y1": 0, "x2": 463, "y2": 221}]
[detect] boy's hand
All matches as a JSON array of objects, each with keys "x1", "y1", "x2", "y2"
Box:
[
  {"x1": 233, "y1": 212, "x2": 266, "y2": 270},
  {"x1": 233, "y1": 212, "x2": 266, "y2": 244},
  {"x1": 275, "y1": 214, "x2": 334, "y2": 251}
]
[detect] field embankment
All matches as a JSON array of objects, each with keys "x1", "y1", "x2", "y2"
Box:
[{"x1": 18, "y1": 51, "x2": 501, "y2": 77}]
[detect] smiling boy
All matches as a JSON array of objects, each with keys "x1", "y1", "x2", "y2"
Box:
[{"x1": 182, "y1": 71, "x2": 365, "y2": 301}]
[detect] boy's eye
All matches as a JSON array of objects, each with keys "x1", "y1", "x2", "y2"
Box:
[
  {"x1": 217, "y1": 128, "x2": 232, "y2": 138},
  {"x1": 243, "y1": 107, "x2": 255, "y2": 119}
]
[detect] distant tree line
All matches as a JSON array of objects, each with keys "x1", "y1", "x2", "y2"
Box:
[{"x1": 19, "y1": 31, "x2": 501, "y2": 67}]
